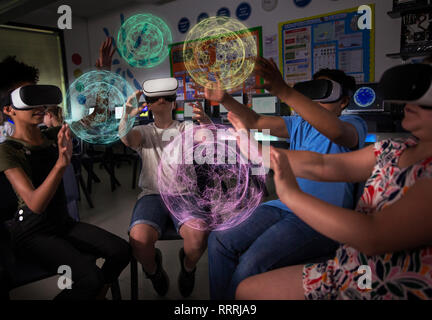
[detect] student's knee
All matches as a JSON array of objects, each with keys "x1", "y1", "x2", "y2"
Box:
[
  {"x1": 129, "y1": 224, "x2": 158, "y2": 250},
  {"x1": 208, "y1": 231, "x2": 237, "y2": 255},
  {"x1": 181, "y1": 226, "x2": 208, "y2": 252},
  {"x1": 208, "y1": 232, "x2": 221, "y2": 252},
  {"x1": 235, "y1": 278, "x2": 254, "y2": 300}
]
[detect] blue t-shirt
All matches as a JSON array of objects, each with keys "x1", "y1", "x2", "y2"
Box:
[{"x1": 265, "y1": 114, "x2": 367, "y2": 211}]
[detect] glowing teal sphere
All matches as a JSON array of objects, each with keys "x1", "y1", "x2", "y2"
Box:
[
  {"x1": 117, "y1": 13, "x2": 172, "y2": 68},
  {"x1": 65, "y1": 70, "x2": 138, "y2": 144}
]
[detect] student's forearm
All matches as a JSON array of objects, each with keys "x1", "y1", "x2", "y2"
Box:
[
  {"x1": 281, "y1": 190, "x2": 376, "y2": 255},
  {"x1": 220, "y1": 94, "x2": 260, "y2": 129},
  {"x1": 240, "y1": 142, "x2": 325, "y2": 178},
  {"x1": 119, "y1": 116, "x2": 128, "y2": 137},
  {"x1": 27, "y1": 164, "x2": 66, "y2": 213},
  {"x1": 279, "y1": 89, "x2": 349, "y2": 142},
  {"x1": 119, "y1": 116, "x2": 134, "y2": 147},
  {"x1": 274, "y1": 148, "x2": 325, "y2": 180}
]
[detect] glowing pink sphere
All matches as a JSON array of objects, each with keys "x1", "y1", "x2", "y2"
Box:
[{"x1": 158, "y1": 123, "x2": 266, "y2": 231}]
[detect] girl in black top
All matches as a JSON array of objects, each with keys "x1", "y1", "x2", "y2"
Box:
[{"x1": 0, "y1": 56, "x2": 130, "y2": 300}]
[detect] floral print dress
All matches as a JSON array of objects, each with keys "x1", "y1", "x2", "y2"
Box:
[{"x1": 303, "y1": 138, "x2": 432, "y2": 299}]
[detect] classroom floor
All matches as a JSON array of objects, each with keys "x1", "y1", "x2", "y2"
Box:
[{"x1": 9, "y1": 159, "x2": 210, "y2": 300}]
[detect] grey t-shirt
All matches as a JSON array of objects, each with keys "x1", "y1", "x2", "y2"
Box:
[{"x1": 132, "y1": 120, "x2": 188, "y2": 199}]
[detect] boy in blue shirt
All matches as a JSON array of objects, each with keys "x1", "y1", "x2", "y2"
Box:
[{"x1": 205, "y1": 57, "x2": 367, "y2": 299}]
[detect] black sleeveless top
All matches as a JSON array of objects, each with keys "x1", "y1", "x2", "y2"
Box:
[{"x1": 0, "y1": 128, "x2": 73, "y2": 242}]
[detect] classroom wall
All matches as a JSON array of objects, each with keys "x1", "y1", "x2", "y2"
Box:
[
  {"x1": 13, "y1": 8, "x2": 93, "y2": 87},
  {"x1": 86, "y1": 0, "x2": 401, "y2": 88},
  {"x1": 15, "y1": 0, "x2": 402, "y2": 90}
]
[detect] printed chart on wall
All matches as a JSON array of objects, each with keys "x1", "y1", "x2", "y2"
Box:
[
  {"x1": 169, "y1": 26, "x2": 263, "y2": 102},
  {"x1": 279, "y1": 5, "x2": 375, "y2": 86}
]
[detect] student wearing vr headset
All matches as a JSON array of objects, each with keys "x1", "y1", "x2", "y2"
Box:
[
  {"x1": 202, "y1": 57, "x2": 367, "y2": 300},
  {"x1": 0, "y1": 55, "x2": 130, "y2": 300},
  {"x1": 234, "y1": 62, "x2": 432, "y2": 300},
  {"x1": 120, "y1": 75, "x2": 211, "y2": 298}
]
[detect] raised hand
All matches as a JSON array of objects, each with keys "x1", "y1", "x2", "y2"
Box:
[
  {"x1": 254, "y1": 57, "x2": 291, "y2": 98},
  {"x1": 192, "y1": 79, "x2": 228, "y2": 104},
  {"x1": 227, "y1": 111, "x2": 247, "y2": 131},
  {"x1": 56, "y1": 124, "x2": 73, "y2": 169},
  {"x1": 228, "y1": 111, "x2": 270, "y2": 168},
  {"x1": 192, "y1": 100, "x2": 212, "y2": 124},
  {"x1": 205, "y1": 79, "x2": 228, "y2": 103},
  {"x1": 271, "y1": 147, "x2": 300, "y2": 199},
  {"x1": 124, "y1": 90, "x2": 146, "y2": 118},
  {"x1": 95, "y1": 37, "x2": 116, "y2": 71}
]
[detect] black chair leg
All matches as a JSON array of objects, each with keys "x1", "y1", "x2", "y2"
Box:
[
  {"x1": 82, "y1": 161, "x2": 101, "y2": 195},
  {"x1": 78, "y1": 174, "x2": 94, "y2": 208},
  {"x1": 84, "y1": 162, "x2": 95, "y2": 194},
  {"x1": 130, "y1": 257, "x2": 138, "y2": 301},
  {"x1": 111, "y1": 279, "x2": 122, "y2": 300},
  {"x1": 101, "y1": 162, "x2": 120, "y2": 192},
  {"x1": 132, "y1": 159, "x2": 138, "y2": 189}
]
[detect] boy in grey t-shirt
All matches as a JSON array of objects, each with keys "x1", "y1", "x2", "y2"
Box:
[{"x1": 120, "y1": 78, "x2": 211, "y2": 298}]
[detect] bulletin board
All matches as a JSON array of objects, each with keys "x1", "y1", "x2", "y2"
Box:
[
  {"x1": 279, "y1": 5, "x2": 375, "y2": 86},
  {"x1": 169, "y1": 26, "x2": 263, "y2": 103}
]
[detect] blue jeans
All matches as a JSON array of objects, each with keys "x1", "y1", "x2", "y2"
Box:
[
  {"x1": 208, "y1": 204, "x2": 338, "y2": 299},
  {"x1": 129, "y1": 194, "x2": 183, "y2": 237}
]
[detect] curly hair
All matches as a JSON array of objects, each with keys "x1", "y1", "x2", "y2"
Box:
[
  {"x1": 0, "y1": 56, "x2": 39, "y2": 100},
  {"x1": 313, "y1": 68, "x2": 356, "y2": 98}
]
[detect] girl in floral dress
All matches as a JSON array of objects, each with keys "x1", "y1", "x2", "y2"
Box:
[{"x1": 229, "y1": 96, "x2": 432, "y2": 299}]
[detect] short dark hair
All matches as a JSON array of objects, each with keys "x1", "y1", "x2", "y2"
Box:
[
  {"x1": 313, "y1": 68, "x2": 356, "y2": 98},
  {"x1": 0, "y1": 56, "x2": 39, "y2": 100}
]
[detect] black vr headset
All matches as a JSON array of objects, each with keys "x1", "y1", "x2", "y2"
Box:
[
  {"x1": 1, "y1": 85, "x2": 62, "y2": 110},
  {"x1": 378, "y1": 64, "x2": 432, "y2": 109},
  {"x1": 294, "y1": 79, "x2": 344, "y2": 103},
  {"x1": 142, "y1": 77, "x2": 178, "y2": 104}
]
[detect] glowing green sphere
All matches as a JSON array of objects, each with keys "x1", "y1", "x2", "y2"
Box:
[
  {"x1": 65, "y1": 70, "x2": 138, "y2": 145},
  {"x1": 117, "y1": 13, "x2": 172, "y2": 68},
  {"x1": 183, "y1": 16, "x2": 257, "y2": 90}
]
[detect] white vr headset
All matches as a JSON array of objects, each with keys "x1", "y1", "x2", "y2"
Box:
[
  {"x1": 142, "y1": 77, "x2": 178, "y2": 98},
  {"x1": 379, "y1": 64, "x2": 432, "y2": 107},
  {"x1": 294, "y1": 79, "x2": 343, "y2": 103},
  {"x1": 2, "y1": 85, "x2": 62, "y2": 110}
]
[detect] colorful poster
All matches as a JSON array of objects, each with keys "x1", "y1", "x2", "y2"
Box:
[
  {"x1": 279, "y1": 5, "x2": 375, "y2": 86},
  {"x1": 264, "y1": 33, "x2": 278, "y2": 59}
]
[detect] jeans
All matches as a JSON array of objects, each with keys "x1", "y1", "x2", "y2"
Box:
[
  {"x1": 129, "y1": 194, "x2": 183, "y2": 236},
  {"x1": 208, "y1": 204, "x2": 338, "y2": 299}
]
